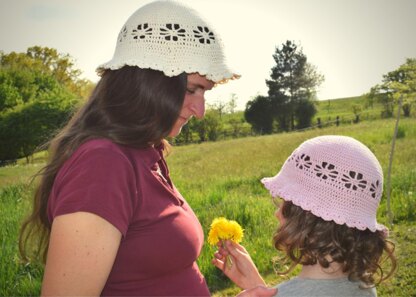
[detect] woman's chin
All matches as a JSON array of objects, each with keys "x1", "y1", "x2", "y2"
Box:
[{"x1": 168, "y1": 126, "x2": 183, "y2": 138}]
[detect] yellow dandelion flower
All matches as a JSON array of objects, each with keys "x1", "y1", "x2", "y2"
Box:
[
  {"x1": 228, "y1": 220, "x2": 244, "y2": 242},
  {"x1": 208, "y1": 217, "x2": 244, "y2": 246},
  {"x1": 208, "y1": 217, "x2": 244, "y2": 269}
]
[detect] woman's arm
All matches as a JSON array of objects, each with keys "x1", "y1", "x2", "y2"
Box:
[{"x1": 41, "y1": 212, "x2": 122, "y2": 296}]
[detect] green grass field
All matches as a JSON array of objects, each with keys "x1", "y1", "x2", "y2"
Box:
[
  {"x1": 313, "y1": 95, "x2": 383, "y2": 122},
  {"x1": 1, "y1": 117, "x2": 415, "y2": 296}
]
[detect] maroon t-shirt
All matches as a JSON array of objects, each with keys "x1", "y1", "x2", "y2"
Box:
[{"x1": 47, "y1": 139, "x2": 210, "y2": 296}]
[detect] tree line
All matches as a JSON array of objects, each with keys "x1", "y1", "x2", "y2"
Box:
[
  {"x1": 173, "y1": 40, "x2": 325, "y2": 143},
  {"x1": 1, "y1": 44, "x2": 415, "y2": 163},
  {"x1": 0, "y1": 46, "x2": 94, "y2": 163}
]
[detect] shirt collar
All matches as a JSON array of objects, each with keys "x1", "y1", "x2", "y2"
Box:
[{"x1": 140, "y1": 143, "x2": 165, "y2": 168}]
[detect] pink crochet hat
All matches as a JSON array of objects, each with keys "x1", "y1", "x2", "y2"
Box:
[{"x1": 262, "y1": 135, "x2": 387, "y2": 233}]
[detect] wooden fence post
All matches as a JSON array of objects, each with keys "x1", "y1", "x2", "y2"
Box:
[{"x1": 386, "y1": 95, "x2": 403, "y2": 227}]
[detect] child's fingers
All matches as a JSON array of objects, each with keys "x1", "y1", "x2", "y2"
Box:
[
  {"x1": 214, "y1": 251, "x2": 225, "y2": 260},
  {"x1": 216, "y1": 241, "x2": 226, "y2": 248},
  {"x1": 211, "y1": 257, "x2": 225, "y2": 271},
  {"x1": 228, "y1": 241, "x2": 248, "y2": 253},
  {"x1": 225, "y1": 241, "x2": 249, "y2": 258},
  {"x1": 216, "y1": 240, "x2": 247, "y2": 254},
  {"x1": 216, "y1": 246, "x2": 230, "y2": 257}
]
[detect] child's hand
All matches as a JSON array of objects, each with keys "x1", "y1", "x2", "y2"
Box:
[{"x1": 212, "y1": 240, "x2": 266, "y2": 290}]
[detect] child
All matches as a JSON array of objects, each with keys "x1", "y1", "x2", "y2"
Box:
[{"x1": 213, "y1": 135, "x2": 396, "y2": 297}]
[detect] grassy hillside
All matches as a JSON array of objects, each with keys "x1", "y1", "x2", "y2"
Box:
[
  {"x1": 223, "y1": 95, "x2": 410, "y2": 133},
  {"x1": 1, "y1": 117, "x2": 415, "y2": 296},
  {"x1": 314, "y1": 95, "x2": 383, "y2": 122},
  {"x1": 169, "y1": 117, "x2": 416, "y2": 296}
]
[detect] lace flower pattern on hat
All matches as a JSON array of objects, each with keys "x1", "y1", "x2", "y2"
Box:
[
  {"x1": 160, "y1": 23, "x2": 186, "y2": 41},
  {"x1": 370, "y1": 180, "x2": 381, "y2": 199},
  {"x1": 314, "y1": 162, "x2": 338, "y2": 180},
  {"x1": 132, "y1": 23, "x2": 153, "y2": 40},
  {"x1": 287, "y1": 153, "x2": 382, "y2": 200},
  {"x1": 295, "y1": 154, "x2": 312, "y2": 170},
  {"x1": 118, "y1": 23, "x2": 215, "y2": 44},
  {"x1": 119, "y1": 26, "x2": 128, "y2": 42},
  {"x1": 193, "y1": 26, "x2": 215, "y2": 44}
]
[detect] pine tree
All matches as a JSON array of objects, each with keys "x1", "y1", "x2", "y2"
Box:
[{"x1": 266, "y1": 40, "x2": 324, "y2": 131}]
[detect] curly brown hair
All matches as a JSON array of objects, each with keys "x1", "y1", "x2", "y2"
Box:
[{"x1": 273, "y1": 201, "x2": 397, "y2": 286}]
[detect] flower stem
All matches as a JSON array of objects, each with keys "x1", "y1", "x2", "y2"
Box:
[{"x1": 221, "y1": 240, "x2": 233, "y2": 269}]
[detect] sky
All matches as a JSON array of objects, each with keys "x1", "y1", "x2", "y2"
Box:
[{"x1": 1, "y1": 0, "x2": 415, "y2": 110}]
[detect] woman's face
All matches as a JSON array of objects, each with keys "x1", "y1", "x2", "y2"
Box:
[{"x1": 169, "y1": 73, "x2": 214, "y2": 137}]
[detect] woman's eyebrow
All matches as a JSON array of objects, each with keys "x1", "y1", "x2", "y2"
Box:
[{"x1": 188, "y1": 83, "x2": 208, "y2": 90}]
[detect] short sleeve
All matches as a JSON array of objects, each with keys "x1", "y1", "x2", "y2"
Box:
[{"x1": 50, "y1": 147, "x2": 137, "y2": 237}]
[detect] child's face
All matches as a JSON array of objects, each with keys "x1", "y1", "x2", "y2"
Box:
[{"x1": 273, "y1": 197, "x2": 285, "y2": 225}]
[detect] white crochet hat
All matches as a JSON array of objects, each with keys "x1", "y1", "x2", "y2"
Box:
[
  {"x1": 262, "y1": 135, "x2": 387, "y2": 233},
  {"x1": 97, "y1": 0, "x2": 239, "y2": 84}
]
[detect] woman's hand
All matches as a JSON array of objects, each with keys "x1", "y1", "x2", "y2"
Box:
[{"x1": 212, "y1": 240, "x2": 266, "y2": 290}]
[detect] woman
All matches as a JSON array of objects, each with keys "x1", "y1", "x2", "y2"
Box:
[{"x1": 19, "y1": 1, "x2": 239, "y2": 295}]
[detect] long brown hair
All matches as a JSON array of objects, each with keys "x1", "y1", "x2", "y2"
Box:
[
  {"x1": 273, "y1": 201, "x2": 397, "y2": 286},
  {"x1": 19, "y1": 66, "x2": 187, "y2": 262}
]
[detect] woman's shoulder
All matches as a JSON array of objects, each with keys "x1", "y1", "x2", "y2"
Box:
[
  {"x1": 75, "y1": 139, "x2": 136, "y2": 161},
  {"x1": 58, "y1": 139, "x2": 132, "y2": 177},
  {"x1": 74, "y1": 138, "x2": 160, "y2": 168},
  {"x1": 59, "y1": 139, "x2": 133, "y2": 176},
  {"x1": 77, "y1": 138, "x2": 124, "y2": 154}
]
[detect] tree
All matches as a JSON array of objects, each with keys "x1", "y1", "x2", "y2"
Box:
[
  {"x1": 0, "y1": 47, "x2": 85, "y2": 162},
  {"x1": 204, "y1": 110, "x2": 223, "y2": 141},
  {"x1": 1, "y1": 46, "x2": 93, "y2": 99},
  {"x1": 382, "y1": 58, "x2": 416, "y2": 117},
  {"x1": 0, "y1": 70, "x2": 23, "y2": 111},
  {"x1": 227, "y1": 93, "x2": 238, "y2": 114},
  {"x1": 295, "y1": 98, "x2": 317, "y2": 129},
  {"x1": 0, "y1": 95, "x2": 76, "y2": 162},
  {"x1": 266, "y1": 40, "x2": 323, "y2": 131},
  {"x1": 191, "y1": 117, "x2": 207, "y2": 142},
  {"x1": 366, "y1": 85, "x2": 394, "y2": 118},
  {"x1": 0, "y1": 66, "x2": 82, "y2": 113},
  {"x1": 172, "y1": 122, "x2": 193, "y2": 144},
  {"x1": 368, "y1": 58, "x2": 416, "y2": 117},
  {"x1": 228, "y1": 118, "x2": 244, "y2": 138},
  {"x1": 244, "y1": 95, "x2": 274, "y2": 134},
  {"x1": 269, "y1": 91, "x2": 291, "y2": 132},
  {"x1": 208, "y1": 100, "x2": 227, "y2": 119}
]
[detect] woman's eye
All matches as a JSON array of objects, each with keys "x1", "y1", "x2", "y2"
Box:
[{"x1": 186, "y1": 88, "x2": 196, "y2": 94}]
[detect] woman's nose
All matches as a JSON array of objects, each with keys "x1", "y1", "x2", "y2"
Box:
[{"x1": 190, "y1": 98, "x2": 205, "y2": 119}]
